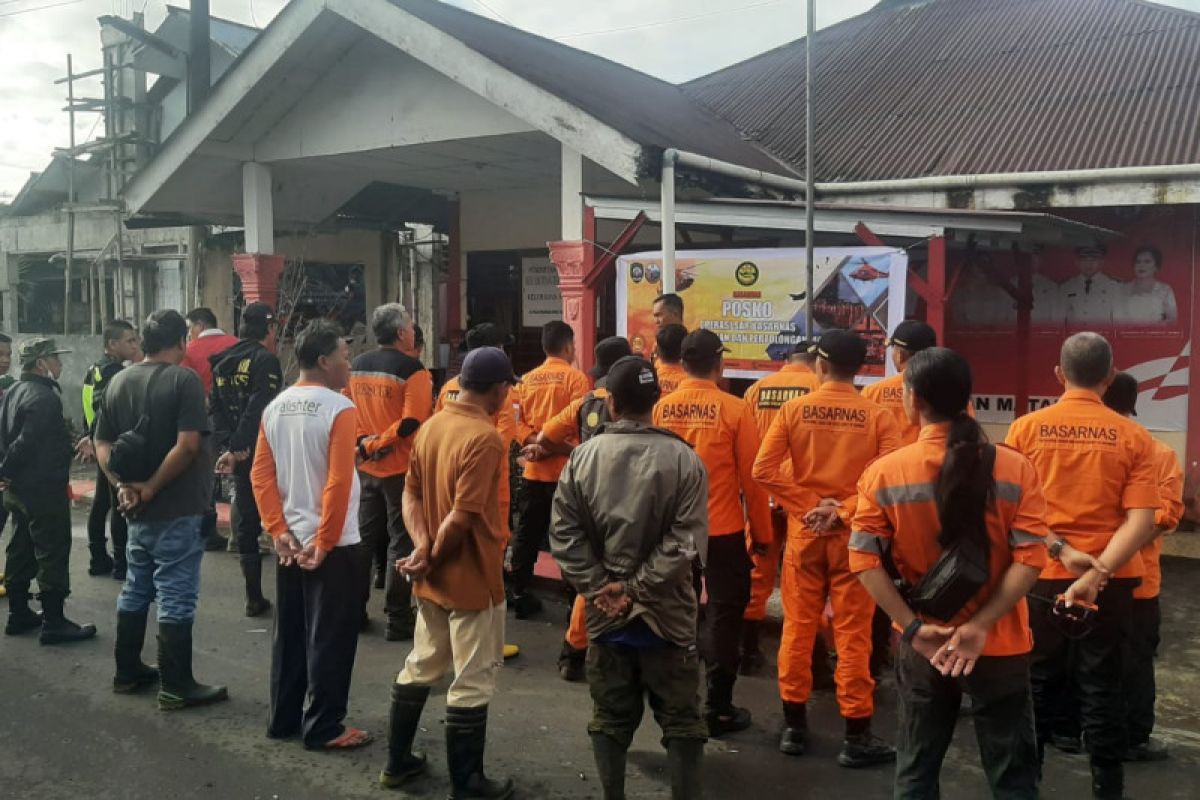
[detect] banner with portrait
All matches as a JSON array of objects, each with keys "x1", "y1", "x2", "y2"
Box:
[{"x1": 616, "y1": 247, "x2": 908, "y2": 380}]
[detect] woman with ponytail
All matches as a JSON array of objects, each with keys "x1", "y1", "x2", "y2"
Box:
[{"x1": 848, "y1": 348, "x2": 1050, "y2": 799}]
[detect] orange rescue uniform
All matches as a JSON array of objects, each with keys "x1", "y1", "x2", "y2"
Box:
[
  {"x1": 742, "y1": 363, "x2": 820, "y2": 621},
  {"x1": 1003, "y1": 389, "x2": 1160, "y2": 581},
  {"x1": 863, "y1": 371, "x2": 974, "y2": 446},
  {"x1": 849, "y1": 425, "x2": 1051, "y2": 655},
  {"x1": 655, "y1": 361, "x2": 687, "y2": 396},
  {"x1": 752, "y1": 382, "x2": 900, "y2": 718},
  {"x1": 653, "y1": 378, "x2": 772, "y2": 543},
  {"x1": 515, "y1": 357, "x2": 590, "y2": 482},
  {"x1": 346, "y1": 354, "x2": 433, "y2": 477},
  {"x1": 1137, "y1": 440, "x2": 1184, "y2": 599}
]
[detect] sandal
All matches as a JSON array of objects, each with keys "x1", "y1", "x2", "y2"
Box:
[{"x1": 320, "y1": 727, "x2": 372, "y2": 750}]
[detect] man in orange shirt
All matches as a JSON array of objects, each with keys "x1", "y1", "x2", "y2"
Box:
[
  {"x1": 752, "y1": 329, "x2": 900, "y2": 767},
  {"x1": 347, "y1": 304, "x2": 433, "y2": 640},
  {"x1": 740, "y1": 340, "x2": 818, "y2": 675},
  {"x1": 654, "y1": 324, "x2": 688, "y2": 396},
  {"x1": 509, "y1": 321, "x2": 590, "y2": 618},
  {"x1": 653, "y1": 329, "x2": 771, "y2": 736},
  {"x1": 1004, "y1": 332, "x2": 1159, "y2": 800},
  {"x1": 1101, "y1": 372, "x2": 1183, "y2": 763},
  {"x1": 864, "y1": 320, "x2": 939, "y2": 446},
  {"x1": 380, "y1": 347, "x2": 516, "y2": 798}
]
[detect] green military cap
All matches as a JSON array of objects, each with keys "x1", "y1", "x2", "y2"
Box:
[{"x1": 19, "y1": 337, "x2": 72, "y2": 366}]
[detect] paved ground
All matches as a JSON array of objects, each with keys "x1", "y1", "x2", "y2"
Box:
[{"x1": 2, "y1": 519, "x2": 1199, "y2": 799}]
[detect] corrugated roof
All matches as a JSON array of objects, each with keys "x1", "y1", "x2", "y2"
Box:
[
  {"x1": 389, "y1": 0, "x2": 793, "y2": 177},
  {"x1": 684, "y1": 0, "x2": 1200, "y2": 181}
]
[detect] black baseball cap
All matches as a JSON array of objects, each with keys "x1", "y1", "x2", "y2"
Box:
[
  {"x1": 887, "y1": 320, "x2": 937, "y2": 352},
  {"x1": 816, "y1": 329, "x2": 868, "y2": 371},
  {"x1": 789, "y1": 339, "x2": 814, "y2": 357},
  {"x1": 681, "y1": 329, "x2": 730, "y2": 365},
  {"x1": 242, "y1": 302, "x2": 276, "y2": 323},
  {"x1": 590, "y1": 336, "x2": 633, "y2": 379},
  {"x1": 1102, "y1": 372, "x2": 1138, "y2": 416},
  {"x1": 464, "y1": 322, "x2": 514, "y2": 351},
  {"x1": 460, "y1": 347, "x2": 519, "y2": 386},
  {"x1": 606, "y1": 356, "x2": 660, "y2": 409}
]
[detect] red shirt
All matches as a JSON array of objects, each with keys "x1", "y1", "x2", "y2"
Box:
[{"x1": 182, "y1": 330, "x2": 239, "y2": 394}]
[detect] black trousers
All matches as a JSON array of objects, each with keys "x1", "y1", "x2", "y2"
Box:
[
  {"x1": 1125, "y1": 596, "x2": 1161, "y2": 746},
  {"x1": 87, "y1": 463, "x2": 128, "y2": 565},
  {"x1": 232, "y1": 467, "x2": 262, "y2": 560},
  {"x1": 3, "y1": 491, "x2": 72, "y2": 596},
  {"x1": 268, "y1": 544, "x2": 363, "y2": 747},
  {"x1": 702, "y1": 533, "x2": 753, "y2": 708},
  {"x1": 356, "y1": 472, "x2": 413, "y2": 624},
  {"x1": 509, "y1": 479, "x2": 557, "y2": 594},
  {"x1": 1029, "y1": 578, "x2": 1135, "y2": 770},
  {"x1": 894, "y1": 644, "x2": 1038, "y2": 799}
]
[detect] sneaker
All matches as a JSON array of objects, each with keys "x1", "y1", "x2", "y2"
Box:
[
  {"x1": 245, "y1": 597, "x2": 273, "y2": 618},
  {"x1": 706, "y1": 706, "x2": 752, "y2": 738},
  {"x1": 503, "y1": 644, "x2": 521, "y2": 660},
  {"x1": 838, "y1": 732, "x2": 896, "y2": 768},
  {"x1": 1124, "y1": 738, "x2": 1169, "y2": 762}
]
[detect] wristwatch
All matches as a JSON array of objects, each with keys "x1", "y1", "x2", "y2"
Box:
[
  {"x1": 1048, "y1": 538, "x2": 1068, "y2": 561},
  {"x1": 900, "y1": 617, "x2": 923, "y2": 644}
]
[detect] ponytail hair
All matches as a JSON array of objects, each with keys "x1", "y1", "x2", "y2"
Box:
[{"x1": 904, "y1": 348, "x2": 993, "y2": 546}]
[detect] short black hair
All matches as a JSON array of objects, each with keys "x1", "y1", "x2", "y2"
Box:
[
  {"x1": 1134, "y1": 245, "x2": 1163, "y2": 270},
  {"x1": 541, "y1": 320, "x2": 574, "y2": 356},
  {"x1": 185, "y1": 307, "x2": 219, "y2": 329},
  {"x1": 0, "y1": 332, "x2": 12, "y2": 345},
  {"x1": 103, "y1": 319, "x2": 135, "y2": 346},
  {"x1": 1060, "y1": 332, "x2": 1113, "y2": 388},
  {"x1": 654, "y1": 293, "x2": 684, "y2": 316},
  {"x1": 295, "y1": 319, "x2": 344, "y2": 369},
  {"x1": 656, "y1": 324, "x2": 687, "y2": 363},
  {"x1": 142, "y1": 310, "x2": 188, "y2": 355},
  {"x1": 242, "y1": 314, "x2": 271, "y2": 342}
]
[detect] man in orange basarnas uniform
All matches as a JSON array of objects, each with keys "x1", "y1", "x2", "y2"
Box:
[
  {"x1": 752, "y1": 329, "x2": 900, "y2": 768},
  {"x1": 508, "y1": 320, "x2": 590, "y2": 619},
  {"x1": 864, "y1": 320, "x2": 939, "y2": 445},
  {"x1": 1004, "y1": 332, "x2": 1159, "y2": 800},
  {"x1": 1100, "y1": 372, "x2": 1183, "y2": 763},
  {"x1": 653, "y1": 329, "x2": 771, "y2": 737},
  {"x1": 739, "y1": 340, "x2": 818, "y2": 675},
  {"x1": 654, "y1": 324, "x2": 688, "y2": 396}
]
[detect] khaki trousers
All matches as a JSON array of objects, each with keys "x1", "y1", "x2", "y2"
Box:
[{"x1": 397, "y1": 597, "x2": 506, "y2": 707}]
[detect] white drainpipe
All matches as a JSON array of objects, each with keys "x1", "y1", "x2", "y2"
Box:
[{"x1": 815, "y1": 163, "x2": 1200, "y2": 195}]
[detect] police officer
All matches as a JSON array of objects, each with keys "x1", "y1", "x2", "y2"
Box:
[
  {"x1": 82, "y1": 320, "x2": 140, "y2": 579},
  {"x1": 211, "y1": 303, "x2": 283, "y2": 617},
  {"x1": 0, "y1": 338, "x2": 98, "y2": 644}
]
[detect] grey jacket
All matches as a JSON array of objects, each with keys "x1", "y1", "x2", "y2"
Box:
[{"x1": 550, "y1": 420, "x2": 709, "y2": 646}]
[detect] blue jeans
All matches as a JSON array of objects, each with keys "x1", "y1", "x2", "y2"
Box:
[{"x1": 117, "y1": 515, "x2": 205, "y2": 623}]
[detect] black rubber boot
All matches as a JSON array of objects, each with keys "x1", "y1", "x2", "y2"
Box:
[
  {"x1": 113, "y1": 609, "x2": 159, "y2": 693},
  {"x1": 88, "y1": 544, "x2": 114, "y2": 577},
  {"x1": 558, "y1": 641, "x2": 587, "y2": 682},
  {"x1": 838, "y1": 717, "x2": 896, "y2": 769},
  {"x1": 665, "y1": 738, "x2": 704, "y2": 800},
  {"x1": 780, "y1": 701, "x2": 808, "y2": 755},
  {"x1": 705, "y1": 668, "x2": 752, "y2": 737},
  {"x1": 739, "y1": 620, "x2": 765, "y2": 676},
  {"x1": 3, "y1": 584, "x2": 43, "y2": 635},
  {"x1": 380, "y1": 683, "x2": 430, "y2": 789},
  {"x1": 157, "y1": 621, "x2": 228, "y2": 711},
  {"x1": 1091, "y1": 760, "x2": 1125, "y2": 799},
  {"x1": 39, "y1": 592, "x2": 98, "y2": 645},
  {"x1": 590, "y1": 733, "x2": 628, "y2": 800},
  {"x1": 445, "y1": 705, "x2": 514, "y2": 799},
  {"x1": 240, "y1": 554, "x2": 272, "y2": 618}
]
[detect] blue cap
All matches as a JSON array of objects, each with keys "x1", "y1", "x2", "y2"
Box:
[{"x1": 460, "y1": 347, "x2": 519, "y2": 386}]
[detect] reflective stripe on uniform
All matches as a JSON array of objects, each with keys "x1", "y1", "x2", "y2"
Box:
[
  {"x1": 849, "y1": 530, "x2": 889, "y2": 556},
  {"x1": 995, "y1": 480, "x2": 1023, "y2": 503},
  {"x1": 1008, "y1": 529, "x2": 1045, "y2": 548},
  {"x1": 875, "y1": 482, "x2": 936, "y2": 508}
]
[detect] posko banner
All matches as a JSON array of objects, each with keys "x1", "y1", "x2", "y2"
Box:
[{"x1": 616, "y1": 247, "x2": 909, "y2": 380}]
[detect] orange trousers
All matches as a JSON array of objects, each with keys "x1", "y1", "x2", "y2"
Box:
[
  {"x1": 745, "y1": 508, "x2": 788, "y2": 621},
  {"x1": 565, "y1": 594, "x2": 589, "y2": 650},
  {"x1": 778, "y1": 532, "x2": 876, "y2": 719}
]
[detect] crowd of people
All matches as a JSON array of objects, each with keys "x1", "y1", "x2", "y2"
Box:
[{"x1": 0, "y1": 287, "x2": 1184, "y2": 800}]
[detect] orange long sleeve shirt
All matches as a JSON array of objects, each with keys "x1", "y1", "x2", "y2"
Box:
[
  {"x1": 743, "y1": 363, "x2": 819, "y2": 438},
  {"x1": 1004, "y1": 389, "x2": 1160, "y2": 581},
  {"x1": 653, "y1": 377, "x2": 772, "y2": 543},
  {"x1": 655, "y1": 361, "x2": 687, "y2": 397},
  {"x1": 515, "y1": 356, "x2": 590, "y2": 482},
  {"x1": 1136, "y1": 439, "x2": 1184, "y2": 599},
  {"x1": 752, "y1": 381, "x2": 901, "y2": 538},
  {"x1": 345, "y1": 347, "x2": 433, "y2": 478},
  {"x1": 849, "y1": 424, "x2": 1051, "y2": 655},
  {"x1": 863, "y1": 371, "x2": 974, "y2": 446}
]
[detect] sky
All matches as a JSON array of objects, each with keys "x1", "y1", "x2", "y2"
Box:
[{"x1": 2, "y1": 0, "x2": 1199, "y2": 201}]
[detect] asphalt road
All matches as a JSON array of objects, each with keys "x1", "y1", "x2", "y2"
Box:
[{"x1": 2, "y1": 519, "x2": 1199, "y2": 799}]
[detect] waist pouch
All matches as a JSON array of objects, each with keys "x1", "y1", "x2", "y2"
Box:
[{"x1": 904, "y1": 533, "x2": 989, "y2": 622}]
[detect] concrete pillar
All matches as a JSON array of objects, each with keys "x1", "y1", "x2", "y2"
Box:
[
  {"x1": 242, "y1": 161, "x2": 275, "y2": 255},
  {"x1": 561, "y1": 144, "x2": 583, "y2": 240},
  {"x1": 548, "y1": 240, "x2": 595, "y2": 374},
  {"x1": 233, "y1": 253, "x2": 285, "y2": 310},
  {"x1": 0, "y1": 251, "x2": 15, "y2": 334}
]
